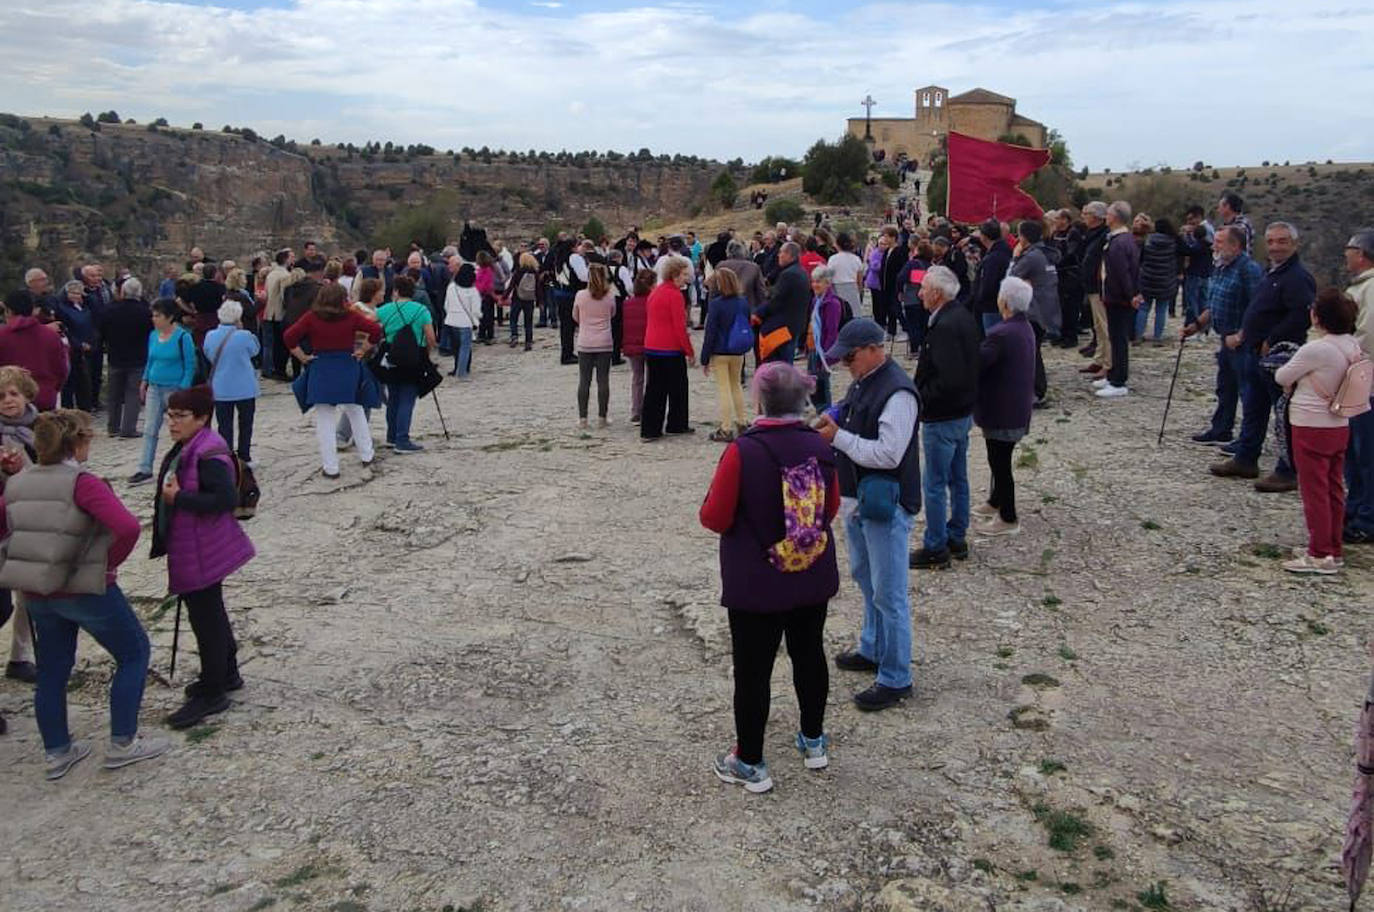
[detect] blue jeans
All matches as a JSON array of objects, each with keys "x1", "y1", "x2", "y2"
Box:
[
  {"x1": 1208, "y1": 345, "x2": 1241, "y2": 437},
  {"x1": 981, "y1": 312, "x2": 1001, "y2": 333},
  {"x1": 847, "y1": 507, "x2": 915, "y2": 689},
  {"x1": 138, "y1": 383, "x2": 175, "y2": 474},
  {"x1": 385, "y1": 382, "x2": 418, "y2": 446},
  {"x1": 260, "y1": 320, "x2": 277, "y2": 378},
  {"x1": 1345, "y1": 407, "x2": 1374, "y2": 534},
  {"x1": 1234, "y1": 347, "x2": 1291, "y2": 474},
  {"x1": 27, "y1": 585, "x2": 150, "y2": 752},
  {"x1": 767, "y1": 338, "x2": 797, "y2": 364},
  {"x1": 1134, "y1": 296, "x2": 1169, "y2": 340},
  {"x1": 445, "y1": 326, "x2": 473, "y2": 376},
  {"x1": 1183, "y1": 275, "x2": 1208, "y2": 325},
  {"x1": 807, "y1": 351, "x2": 831, "y2": 410},
  {"x1": 921, "y1": 416, "x2": 972, "y2": 551}
]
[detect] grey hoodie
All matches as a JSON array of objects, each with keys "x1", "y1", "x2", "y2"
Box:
[{"x1": 1009, "y1": 241, "x2": 1062, "y2": 335}]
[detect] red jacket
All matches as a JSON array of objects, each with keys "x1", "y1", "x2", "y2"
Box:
[
  {"x1": 621, "y1": 295, "x2": 648, "y2": 357},
  {"x1": 0, "y1": 316, "x2": 69, "y2": 411},
  {"x1": 642, "y1": 284, "x2": 694, "y2": 358}
]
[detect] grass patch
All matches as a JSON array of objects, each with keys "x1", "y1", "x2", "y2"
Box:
[
  {"x1": 147, "y1": 595, "x2": 177, "y2": 623},
  {"x1": 1058, "y1": 645, "x2": 1078, "y2": 661},
  {"x1": 1009, "y1": 705, "x2": 1050, "y2": 731},
  {"x1": 1032, "y1": 802, "x2": 1094, "y2": 852},
  {"x1": 1022, "y1": 673, "x2": 1060, "y2": 688},
  {"x1": 274, "y1": 862, "x2": 334, "y2": 889},
  {"x1": 479, "y1": 439, "x2": 525, "y2": 452},
  {"x1": 210, "y1": 883, "x2": 238, "y2": 896},
  {"x1": 1039, "y1": 759, "x2": 1066, "y2": 776},
  {"x1": 1016, "y1": 444, "x2": 1039, "y2": 469},
  {"x1": 1015, "y1": 870, "x2": 1038, "y2": 882},
  {"x1": 328, "y1": 902, "x2": 366, "y2": 912},
  {"x1": 248, "y1": 900, "x2": 277, "y2": 912},
  {"x1": 996, "y1": 645, "x2": 1015, "y2": 658},
  {"x1": 1305, "y1": 618, "x2": 1329, "y2": 636},
  {"x1": 1055, "y1": 416, "x2": 1070, "y2": 424},
  {"x1": 972, "y1": 858, "x2": 995, "y2": 874},
  {"x1": 1070, "y1": 464, "x2": 1088, "y2": 481},
  {"x1": 1042, "y1": 594, "x2": 1062, "y2": 608},
  {"x1": 184, "y1": 724, "x2": 220, "y2": 744},
  {"x1": 1251, "y1": 543, "x2": 1284, "y2": 559},
  {"x1": 1039, "y1": 547, "x2": 1055, "y2": 570},
  {"x1": 1093, "y1": 844, "x2": 1115, "y2": 860},
  {"x1": 310, "y1": 751, "x2": 326, "y2": 760},
  {"x1": 1060, "y1": 882, "x2": 1082, "y2": 895},
  {"x1": 1138, "y1": 881, "x2": 1171, "y2": 909},
  {"x1": 1041, "y1": 494, "x2": 1058, "y2": 504},
  {"x1": 1140, "y1": 519, "x2": 1161, "y2": 530}
]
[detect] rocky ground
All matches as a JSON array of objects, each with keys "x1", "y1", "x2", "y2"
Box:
[{"x1": 0, "y1": 318, "x2": 1370, "y2": 912}]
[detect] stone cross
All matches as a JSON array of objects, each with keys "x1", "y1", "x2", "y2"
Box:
[{"x1": 861, "y1": 95, "x2": 876, "y2": 140}]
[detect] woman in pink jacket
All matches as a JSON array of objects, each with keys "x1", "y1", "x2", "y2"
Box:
[
  {"x1": 1274, "y1": 288, "x2": 1367, "y2": 574},
  {"x1": 573, "y1": 264, "x2": 617, "y2": 429}
]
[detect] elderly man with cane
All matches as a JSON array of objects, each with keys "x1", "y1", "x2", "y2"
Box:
[{"x1": 815, "y1": 318, "x2": 921, "y2": 712}]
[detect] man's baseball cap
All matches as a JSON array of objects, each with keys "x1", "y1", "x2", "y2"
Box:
[
  {"x1": 824, "y1": 317, "x2": 885, "y2": 363},
  {"x1": 1346, "y1": 229, "x2": 1374, "y2": 259}
]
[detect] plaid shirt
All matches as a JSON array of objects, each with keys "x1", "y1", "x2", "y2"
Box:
[{"x1": 1203, "y1": 253, "x2": 1262, "y2": 335}]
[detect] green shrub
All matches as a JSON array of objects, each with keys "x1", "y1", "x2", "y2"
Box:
[{"x1": 764, "y1": 198, "x2": 805, "y2": 225}]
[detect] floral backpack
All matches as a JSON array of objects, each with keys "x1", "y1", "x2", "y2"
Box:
[{"x1": 743, "y1": 435, "x2": 830, "y2": 573}]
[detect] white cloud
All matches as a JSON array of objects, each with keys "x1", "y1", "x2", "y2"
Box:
[{"x1": 0, "y1": 0, "x2": 1369, "y2": 169}]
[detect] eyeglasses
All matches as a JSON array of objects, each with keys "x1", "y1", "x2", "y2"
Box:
[{"x1": 165, "y1": 410, "x2": 194, "y2": 421}]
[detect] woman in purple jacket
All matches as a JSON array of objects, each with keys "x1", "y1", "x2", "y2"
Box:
[
  {"x1": 973, "y1": 277, "x2": 1038, "y2": 536},
  {"x1": 807, "y1": 266, "x2": 843, "y2": 410},
  {"x1": 151, "y1": 385, "x2": 255, "y2": 730}
]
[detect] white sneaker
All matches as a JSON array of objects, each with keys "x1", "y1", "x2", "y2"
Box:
[
  {"x1": 103, "y1": 734, "x2": 172, "y2": 770},
  {"x1": 1291, "y1": 546, "x2": 1344, "y2": 568},
  {"x1": 1091, "y1": 378, "x2": 1111, "y2": 390},
  {"x1": 1095, "y1": 384, "x2": 1129, "y2": 399},
  {"x1": 46, "y1": 740, "x2": 92, "y2": 780},
  {"x1": 1281, "y1": 554, "x2": 1339, "y2": 575}
]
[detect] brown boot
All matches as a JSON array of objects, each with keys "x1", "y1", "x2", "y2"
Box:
[
  {"x1": 1209, "y1": 457, "x2": 1259, "y2": 479},
  {"x1": 1254, "y1": 472, "x2": 1298, "y2": 493}
]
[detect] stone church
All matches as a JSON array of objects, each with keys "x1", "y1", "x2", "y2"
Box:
[{"x1": 846, "y1": 85, "x2": 1047, "y2": 164}]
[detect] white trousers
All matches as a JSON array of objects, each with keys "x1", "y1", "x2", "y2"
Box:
[{"x1": 314, "y1": 404, "x2": 374, "y2": 473}]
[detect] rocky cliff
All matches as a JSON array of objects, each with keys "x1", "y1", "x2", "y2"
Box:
[{"x1": 0, "y1": 115, "x2": 737, "y2": 286}]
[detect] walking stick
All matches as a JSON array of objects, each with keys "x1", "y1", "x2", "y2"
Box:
[
  {"x1": 169, "y1": 595, "x2": 183, "y2": 682},
  {"x1": 430, "y1": 388, "x2": 451, "y2": 440},
  {"x1": 1157, "y1": 333, "x2": 1187, "y2": 445}
]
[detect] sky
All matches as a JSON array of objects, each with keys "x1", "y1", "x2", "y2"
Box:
[{"x1": 3, "y1": 0, "x2": 1372, "y2": 171}]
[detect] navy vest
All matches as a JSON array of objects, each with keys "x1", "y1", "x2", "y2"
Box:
[
  {"x1": 719, "y1": 423, "x2": 840, "y2": 613},
  {"x1": 835, "y1": 358, "x2": 922, "y2": 515}
]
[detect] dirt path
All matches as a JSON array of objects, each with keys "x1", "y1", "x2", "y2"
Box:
[{"x1": 0, "y1": 324, "x2": 1369, "y2": 912}]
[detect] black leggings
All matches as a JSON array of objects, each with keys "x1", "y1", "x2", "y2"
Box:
[
  {"x1": 577, "y1": 352, "x2": 611, "y2": 419},
  {"x1": 184, "y1": 582, "x2": 239, "y2": 697},
  {"x1": 985, "y1": 438, "x2": 1018, "y2": 522},
  {"x1": 728, "y1": 604, "x2": 829, "y2": 765},
  {"x1": 640, "y1": 353, "x2": 689, "y2": 438}
]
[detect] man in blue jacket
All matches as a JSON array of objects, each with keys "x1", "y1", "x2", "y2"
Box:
[{"x1": 1236, "y1": 222, "x2": 1314, "y2": 492}]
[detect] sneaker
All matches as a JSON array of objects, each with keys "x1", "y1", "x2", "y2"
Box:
[
  {"x1": 795, "y1": 732, "x2": 830, "y2": 770},
  {"x1": 393, "y1": 441, "x2": 424, "y2": 454},
  {"x1": 664, "y1": 426, "x2": 696, "y2": 436},
  {"x1": 948, "y1": 539, "x2": 969, "y2": 561},
  {"x1": 184, "y1": 672, "x2": 244, "y2": 698},
  {"x1": 1209, "y1": 457, "x2": 1259, "y2": 479},
  {"x1": 1345, "y1": 527, "x2": 1374, "y2": 545},
  {"x1": 853, "y1": 682, "x2": 913, "y2": 712},
  {"x1": 834, "y1": 649, "x2": 879, "y2": 672},
  {"x1": 1291, "y1": 546, "x2": 1343, "y2": 569},
  {"x1": 1091, "y1": 378, "x2": 1111, "y2": 390},
  {"x1": 971, "y1": 503, "x2": 998, "y2": 519},
  {"x1": 127, "y1": 471, "x2": 154, "y2": 486},
  {"x1": 337, "y1": 438, "x2": 355, "y2": 451},
  {"x1": 1254, "y1": 473, "x2": 1298, "y2": 494},
  {"x1": 982, "y1": 517, "x2": 1021, "y2": 536},
  {"x1": 1095, "y1": 384, "x2": 1129, "y2": 398},
  {"x1": 1281, "y1": 554, "x2": 1339, "y2": 576},
  {"x1": 45, "y1": 740, "x2": 92, "y2": 780},
  {"x1": 166, "y1": 694, "x2": 231, "y2": 730},
  {"x1": 5, "y1": 660, "x2": 37, "y2": 683},
  {"x1": 1077, "y1": 364, "x2": 1100, "y2": 374},
  {"x1": 1219, "y1": 442, "x2": 1240, "y2": 456},
  {"x1": 597, "y1": 417, "x2": 610, "y2": 429},
  {"x1": 708, "y1": 428, "x2": 735, "y2": 442},
  {"x1": 713, "y1": 748, "x2": 774, "y2": 793},
  {"x1": 1190, "y1": 430, "x2": 1233, "y2": 445},
  {"x1": 909, "y1": 547, "x2": 951, "y2": 570},
  {"x1": 103, "y1": 733, "x2": 171, "y2": 770}
]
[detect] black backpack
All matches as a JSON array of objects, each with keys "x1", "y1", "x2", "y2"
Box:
[{"x1": 380, "y1": 303, "x2": 426, "y2": 371}]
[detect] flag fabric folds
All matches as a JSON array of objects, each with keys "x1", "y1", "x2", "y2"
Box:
[{"x1": 946, "y1": 131, "x2": 1050, "y2": 223}]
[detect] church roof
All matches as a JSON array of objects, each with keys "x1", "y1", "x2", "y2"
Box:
[
  {"x1": 1010, "y1": 113, "x2": 1045, "y2": 129},
  {"x1": 948, "y1": 88, "x2": 1015, "y2": 106}
]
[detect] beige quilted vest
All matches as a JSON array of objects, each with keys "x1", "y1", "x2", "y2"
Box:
[{"x1": 0, "y1": 463, "x2": 112, "y2": 595}]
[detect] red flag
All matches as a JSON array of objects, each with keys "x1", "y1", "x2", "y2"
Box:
[{"x1": 946, "y1": 131, "x2": 1050, "y2": 223}]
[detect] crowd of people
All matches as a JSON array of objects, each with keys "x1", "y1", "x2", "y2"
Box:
[{"x1": 0, "y1": 187, "x2": 1368, "y2": 788}]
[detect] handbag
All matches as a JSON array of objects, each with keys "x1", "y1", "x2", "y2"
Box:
[
  {"x1": 758, "y1": 325, "x2": 792, "y2": 361},
  {"x1": 856, "y1": 473, "x2": 900, "y2": 522}
]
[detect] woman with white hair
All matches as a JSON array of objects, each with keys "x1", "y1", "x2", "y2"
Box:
[
  {"x1": 972, "y1": 276, "x2": 1038, "y2": 536},
  {"x1": 203, "y1": 298, "x2": 262, "y2": 464}
]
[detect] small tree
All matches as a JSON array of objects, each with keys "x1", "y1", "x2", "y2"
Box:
[
  {"x1": 79, "y1": 112, "x2": 97, "y2": 129},
  {"x1": 581, "y1": 215, "x2": 608, "y2": 240},
  {"x1": 192, "y1": 122, "x2": 203, "y2": 130},
  {"x1": 96, "y1": 110, "x2": 120, "y2": 124},
  {"x1": 801, "y1": 134, "x2": 869, "y2": 204},
  {"x1": 710, "y1": 170, "x2": 738, "y2": 209},
  {"x1": 152, "y1": 117, "x2": 169, "y2": 127},
  {"x1": 763, "y1": 198, "x2": 805, "y2": 225}
]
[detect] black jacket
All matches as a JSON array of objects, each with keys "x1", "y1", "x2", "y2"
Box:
[
  {"x1": 757, "y1": 260, "x2": 810, "y2": 344},
  {"x1": 914, "y1": 303, "x2": 979, "y2": 422},
  {"x1": 1078, "y1": 223, "x2": 1109, "y2": 294},
  {"x1": 1241, "y1": 254, "x2": 1315, "y2": 351},
  {"x1": 98, "y1": 297, "x2": 154, "y2": 369},
  {"x1": 973, "y1": 239, "x2": 1012, "y2": 315},
  {"x1": 1138, "y1": 232, "x2": 1182, "y2": 302}
]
